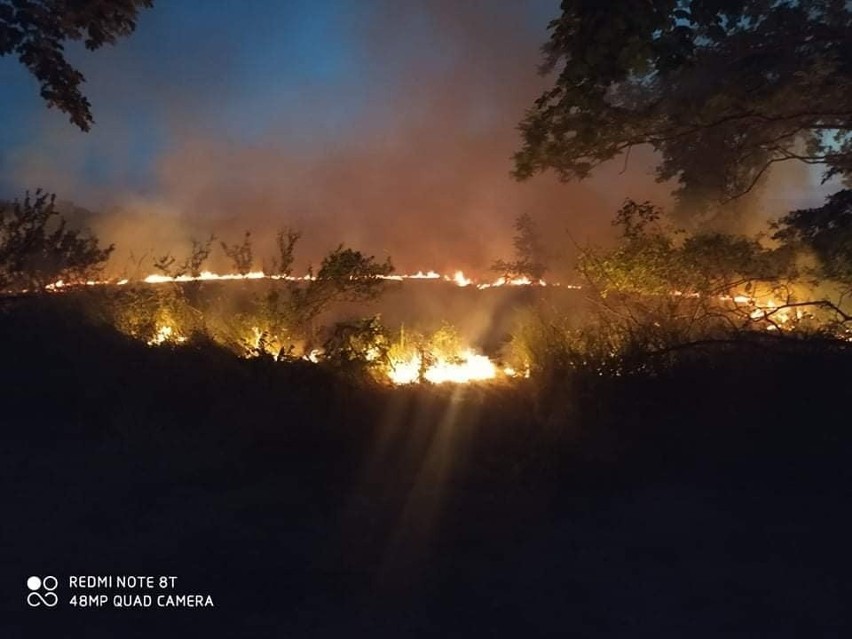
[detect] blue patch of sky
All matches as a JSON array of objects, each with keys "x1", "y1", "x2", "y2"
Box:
[
  {"x1": 189, "y1": 0, "x2": 374, "y2": 142},
  {"x1": 1, "y1": 0, "x2": 378, "y2": 195},
  {"x1": 0, "y1": 0, "x2": 560, "y2": 198},
  {"x1": 0, "y1": 58, "x2": 46, "y2": 196}
]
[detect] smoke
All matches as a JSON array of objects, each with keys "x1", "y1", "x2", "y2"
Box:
[
  {"x1": 6, "y1": 0, "x2": 838, "y2": 351},
  {"x1": 0, "y1": 0, "x2": 679, "y2": 278}
]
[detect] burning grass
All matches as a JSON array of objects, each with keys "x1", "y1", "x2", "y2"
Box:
[
  {"x1": 26, "y1": 259, "x2": 559, "y2": 386},
  {"x1": 3, "y1": 194, "x2": 851, "y2": 388},
  {"x1": 13, "y1": 259, "x2": 852, "y2": 389}
]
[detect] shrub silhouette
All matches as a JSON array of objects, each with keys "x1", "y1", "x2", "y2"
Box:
[{"x1": 0, "y1": 190, "x2": 113, "y2": 291}]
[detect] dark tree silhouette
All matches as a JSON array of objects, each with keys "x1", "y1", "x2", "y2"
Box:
[
  {"x1": 774, "y1": 189, "x2": 852, "y2": 282},
  {"x1": 491, "y1": 213, "x2": 548, "y2": 281},
  {"x1": 515, "y1": 1, "x2": 852, "y2": 207},
  {"x1": 221, "y1": 232, "x2": 254, "y2": 276},
  {"x1": 270, "y1": 227, "x2": 301, "y2": 277},
  {"x1": 0, "y1": 0, "x2": 154, "y2": 130}
]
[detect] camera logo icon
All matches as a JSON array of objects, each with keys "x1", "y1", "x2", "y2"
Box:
[{"x1": 26, "y1": 576, "x2": 58, "y2": 608}]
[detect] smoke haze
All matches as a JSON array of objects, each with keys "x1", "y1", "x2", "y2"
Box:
[{"x1": 0, "y1": 1, "x2": 832, "y2": 278}]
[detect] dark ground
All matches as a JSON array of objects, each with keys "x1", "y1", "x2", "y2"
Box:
[{"x1": 1, "y1": 299, "x2": 850, "y2": 637}]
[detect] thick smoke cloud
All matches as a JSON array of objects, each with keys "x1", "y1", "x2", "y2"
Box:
[{"x1": 113, "y1": 0, "x2": 664, "y2": 277}]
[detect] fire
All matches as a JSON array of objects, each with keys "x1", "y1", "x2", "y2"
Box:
[
  {"x1": 40, "y1": 266, "x2": 549, "y2": 385},
  {"x1": 727, "y1": 294, "x2": 804, "y2": 327},
  {"x1": 403, "y1": 270, "x2": 442, "y2": 280},
  {"x1": 148, "y1": 324, "x2": 186, "y2": 346},
  {"x1": 452, "y1": 271, "x2": 472, "y2": 287},
  {"x1": 242, "y1": 320, "x2": 505, "y2": 385},
  {"x1": 129, "y1": 269, "x2": 552, "y2": 289},
  {"x1": 36, "y1": 264, "x2": 848, "y2": 385},
  {"x1": 143, "y1": 270, "x2": 270, "y2": 284},
  {"x1": 502, "y1": 365, "x2": 530, "y2": 378},
  {"x1": 387, "y1": 348, "x2": 499, "y2": 385},
  {"x1": 77, "y1": 266, "x2": 801, "y2": 387}
]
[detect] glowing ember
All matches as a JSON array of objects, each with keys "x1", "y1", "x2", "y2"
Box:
[
  {"x1": 749, "y1": 299, "x2": 778, "y2": 321},
  {"x1": 388, "y1": 348, "x2": 498, "y2": 385},
  {"x1": 729, "y1": 295, "x2": 802, "y2": 326},
  {"x1": 147, "y1": 324, "x2": 187, "y2": 346}
]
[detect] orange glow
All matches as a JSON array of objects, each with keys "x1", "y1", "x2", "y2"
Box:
[
  {"x1": 388, "y1": 348, "x2": 499, "y2": 385},
  {"x1": 40, "y1": 267, "x2": 556, "y2": 293},
  {"x1": 147, "y1": 324, "x2": 187, "y2": 346}
]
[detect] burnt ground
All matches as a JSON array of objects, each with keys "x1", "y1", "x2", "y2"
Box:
[{"x1": 1, "y1": 299, "x2": 851, "y2": 637}]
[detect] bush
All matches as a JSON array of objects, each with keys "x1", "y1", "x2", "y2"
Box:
[
  {"x1": 0, "y1": 190, "x2": 113, "y2": 291},
  {"x1": 508, "y1": 200, "x2": 852, "y2": 382}
]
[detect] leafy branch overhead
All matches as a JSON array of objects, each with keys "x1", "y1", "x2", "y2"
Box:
[
  {"x1": 0, "y1": 0, "x2": 154, "y2": 130},
  {"x1": 515, "y1": 1, "x2": 852, "y2": 205}
]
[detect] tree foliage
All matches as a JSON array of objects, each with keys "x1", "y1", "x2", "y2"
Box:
[
  {"x1": 153, "y1": 234, "x2": 214, "y2": 279},
  {"x1": 515, "y1": 1, "x2": 852, "y2": 205},
  {"x1": 561, "y1": 198, "x2": 852, "y2": 372},
  {"x1": 491, "y1": 213, "x2": 548, "y2": 280},
  {"x1": 582, "y1": 200, "x2": 795, "y2": 299},
  {"x1": 321, "y1": 316, "x2": 390, "y2": 379},
  {"x1": 773, "y1": 189, "x2": 852, "y2": 282},
  {"x1": 253, "y1": 243, "x2": 394, "y2": 357},
  {"x1": 288, "y1": 246, "x2": 394, "y2": 328},
  {"x1": 270, "y1": 227, "x2": 301, "y2": 277},
  {"x1": 506, "y1": 199, "x2": 852, "y2": 379},
  {"x1": 311, "y1": 245, "x2": 394, "y2": 303},
  {"x1": 0, "y1": 0, "x2": 154, "y2": 130},
  {"x1": 221, "y1": 232, "x2": 254, "y2": 276},
  {"x1": 0, "y1": 189, "x2": 113, "y2": 290},
  {"x1": 586, "y1": 200, "x2": 796, "y2": 289}
]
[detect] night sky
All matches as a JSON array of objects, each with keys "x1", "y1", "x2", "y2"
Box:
[
  {"x1": 0, "y1": 0, "x2": 831, "y2": 273},
  {"x1": 1, "y1": 1, "x2": 425, "y2": 193}
]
